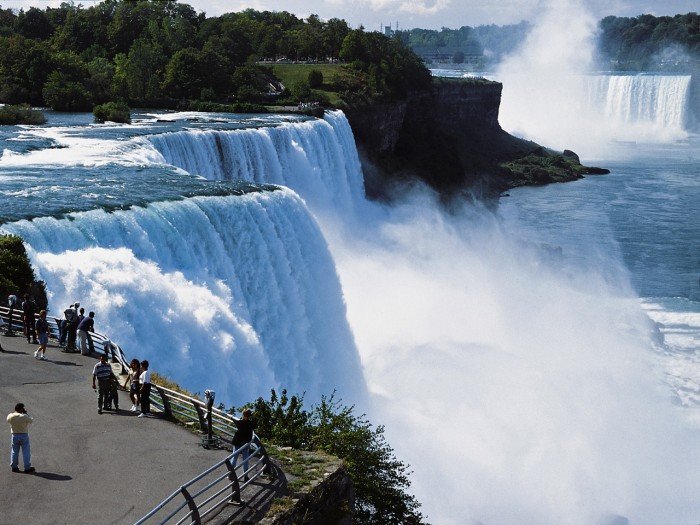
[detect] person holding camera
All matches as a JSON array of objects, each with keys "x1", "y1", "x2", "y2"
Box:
[{"x1": 6, "y1": 403, "x2": 35, "y2": 473}]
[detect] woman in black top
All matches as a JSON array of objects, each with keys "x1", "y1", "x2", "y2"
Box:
[{"x1": 232, "y1": 409, "x2": 256, "y2": 480}]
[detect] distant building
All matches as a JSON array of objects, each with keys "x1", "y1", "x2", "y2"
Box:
[
  {"x1": 381, "y1": 23, "x2": 397, "y2": 37},
  {"x1": 411, "y1": 44, "x2": 483, "y2": 66}
]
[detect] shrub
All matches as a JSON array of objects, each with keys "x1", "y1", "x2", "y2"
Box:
[
  {"x1": 93, "y1": 101, "x2": 131, "y2": 123},
  {"x1": 307, "y1": 69, "x2": 323, "y2": 88},
  {"x1": 246, "y1": 389, "x2": 425, "y2": 525},
  {"x1": 0, "y1": 104, "x2": 46, "y2": 125}
]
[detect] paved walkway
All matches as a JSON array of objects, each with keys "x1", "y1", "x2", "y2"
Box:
[{"x1": 0, "y1": 335, "x2": 282, "y2": 525}]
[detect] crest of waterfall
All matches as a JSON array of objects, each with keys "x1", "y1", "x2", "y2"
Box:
[
  {"x1": 585, "y1": 75, "x2": 691, "y2": 133},
  {"x1": 1, "y1": 190, "x2": 365, "y2": 403},
  {"x1": 147, "y1": 110, "x2": 365, "y2": 211}
]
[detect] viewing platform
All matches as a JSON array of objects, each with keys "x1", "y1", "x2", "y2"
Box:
[{"x1": 0, "y1": 334, "x2": 286, "y2": 524}]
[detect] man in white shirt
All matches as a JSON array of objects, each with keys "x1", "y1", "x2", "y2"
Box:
[
  {"x1": 138, "y1": 360, "x2": 152, "y2": 418},
  {"x1": 7, "y1": 403, "x2": 35, "y2": 473}
]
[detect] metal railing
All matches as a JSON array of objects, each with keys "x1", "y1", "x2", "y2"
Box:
[
  {"x1": 134, "y1": 439, "x2": 274, "y2": 525},
  {"x1": 1, "y1": 304, "x2": 277, "y2": 524},
  {"x1": 0, "y1": 305, "x2": 128, "y2": 373}
]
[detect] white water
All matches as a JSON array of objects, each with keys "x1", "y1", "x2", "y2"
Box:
[
  {"x1": 496, "y1": 0, "x2": 692, "y2": 155},
  {"x1": 2, "y1": 107, "x2": 698, "y2": 522},
  {"x1": 146, "y1": 110, "x2": 365, "y2": 212},
  {"x1": 1, "y1": 190, "x2": 365, "y2": 404}
]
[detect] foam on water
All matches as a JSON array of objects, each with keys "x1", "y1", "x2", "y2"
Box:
[{"x1": 1, "y1": 190, "x2": 365, "y2": 404}]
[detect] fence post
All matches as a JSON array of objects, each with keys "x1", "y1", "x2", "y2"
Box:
[
  {"x1": 180, "y1": 486, "x2": 201, "y2": 525},
  {"x1": 225, "y1": 457, "x2": 242, "y2": 504},
  {"x1": 193, "y1": 401, "x2": 206, "y2": 432},
  {"x1": 155, "y1": 386, "x2": 173, "y2": 418},
  {"x1": 254, "y1": 438, "x2": 276, "y2": 478}
]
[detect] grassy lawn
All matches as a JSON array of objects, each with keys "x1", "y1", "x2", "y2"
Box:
[{"x1": 270, "y1": 63, "x2": 345, "y2": 106}]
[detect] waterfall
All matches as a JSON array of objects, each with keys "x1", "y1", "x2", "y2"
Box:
[
  {"x1": 0, "y1": 189, "x2": 365, "y2": 404},
  {"x1": 147, "y1": 110, "x2": 365, "y2": 211},
  {"x1": 585, "y1": 75, "x2": 691, "y2": 133}
]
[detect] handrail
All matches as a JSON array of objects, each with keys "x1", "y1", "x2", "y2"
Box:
[{"x1": 1, "y1": 304, "x2": 277, "y2": 524}]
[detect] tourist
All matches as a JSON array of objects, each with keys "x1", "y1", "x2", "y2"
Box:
[
  {"x1": 123, "y1": 359, "x2": 141, "y2": 412},
  {"x1": 21, "y1": 293, "x2": 37, "y2": 344},
  {"x1": 58, "y1": 304, "x2": 74, "y2": 347},
  {"x1": 92, "y1": 354, "x2": 114, "y2": 414},
  {"x1": 33, "y1": 310, "x2": 50, "y2": 360},
  {"x1": 105, "y1": 373, "x2": 120, "y2": 411},
  {"x1": 77, "y1": 311, "x2": 95, "y2": 356},
  {"x1": 232, "y1": 409, "x2": 256, "y2": 480},
  {"x1": 65, "y1": 303, "x2": 80, "y2": 352},
  {"x1": 138, "y1": 360, "x2": 151, "y2": 417},
  {"x1": 6, "y1": 402, "x2": 34, "y2": 473}
]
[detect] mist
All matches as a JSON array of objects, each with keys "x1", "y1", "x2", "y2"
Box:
[
  {"x1": 323, "y1": 190, "x2": 700, "y2": 524},
  {"x1": 496, "y1": 0, "x2": 691, "y2": 156}
]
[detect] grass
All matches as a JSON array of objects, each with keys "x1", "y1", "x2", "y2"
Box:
[{"x1": 270, "y1": 63, "x2": 345, "y2": 106}]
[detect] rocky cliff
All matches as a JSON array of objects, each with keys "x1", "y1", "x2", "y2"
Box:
[{"x1": 345, "y1": 78, "x2": 607, "y2": 199}]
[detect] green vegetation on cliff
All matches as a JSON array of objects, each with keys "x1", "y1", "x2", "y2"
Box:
[
  {"x1": 0, "y1": 104, "x2": 46, "y2": 125},
  {"x1": 0, "y1": 1, "x2": 429, "y2": 112},
  {"x1": 238, "y1": 389, "x2": 424, "y2": 524}
]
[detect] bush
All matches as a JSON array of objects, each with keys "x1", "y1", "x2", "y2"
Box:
[
  {"x1": 246, "y1": 389, "x2": 425, "y2": 525},
  {"x1": 0, "y1": 235, "x2": 47, "y2": 310},
  {"x1": 0, "y1": 104, "x2": 46, "y2": 125},
  {"x1": 308, "y1": 69, "x2": 323, "y2": 88},
  {"x1": 93, "y1": 101, "x2": 131, "y2": 123}
]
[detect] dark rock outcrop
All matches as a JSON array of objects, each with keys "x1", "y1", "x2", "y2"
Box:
[{"x1": 345, "y1": 78, "x2": 608, "y2": 199}]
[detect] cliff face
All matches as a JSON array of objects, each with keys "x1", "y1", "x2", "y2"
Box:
[{"x1": 346, "y1": 79, "x2": 601, "y2": 198}]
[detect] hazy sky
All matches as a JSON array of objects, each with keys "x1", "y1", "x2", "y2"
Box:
[{"x1": 3, "y1": 0, "x2": 697, "y2": 29}]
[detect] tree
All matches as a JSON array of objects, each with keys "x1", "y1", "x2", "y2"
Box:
[
  {"x1": 162, "y1": 47, "x2": 204, "y2": 99},
  {"x1": 308, "y1": 69, "x2": 323, "y2": 88},
  {"x1": 249, "y1": 390, "x2": 425, "y2": 525},
  {"x1": 42, "y1": 71, "x2": 93, "y2": 111}
]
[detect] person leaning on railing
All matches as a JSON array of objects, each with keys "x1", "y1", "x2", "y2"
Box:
[{"x1": 232, "y1": 409, "x2": 256, "y2": 481}]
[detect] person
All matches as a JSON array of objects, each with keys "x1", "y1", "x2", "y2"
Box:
[
  {"x1": 92, "y1": 355, "x2": 114, "y2": 414},
  {"x1": 123, "y1": 359, "x2": 141, "y2": 412},
  {"x1": 7, "y1": 402, "x2": 34, "y2": 473},
  {"x1": 33, "y1": 310, "x2": 50, "y2": 360},
  {"x1": 232, "y1": 409, "x2": 256, "y2": 481},
  {"x1": 105, "y1": 373, "x2": 120, "y2": 411},
  {"x1": 65, "y1": 302, "x2": 80, "y2": 352},
  {"x1": 77, "y1": 311, "x2": 95, "y2": 356},
  {"x1": 138, "y1": 360, "x2": 151, "y2": 418},
  {"x1": 21, "y1": 294, "x2": 37, "y2": 344},
  {"x1": 58, "y1": 305, "x2": 71, "y2": 347}
]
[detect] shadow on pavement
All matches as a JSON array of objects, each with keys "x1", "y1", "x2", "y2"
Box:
[
  {"x1": 46, "y1": 360, "x2": 82, "y2": 366},
  {"x1": 0, "y1": 349, "x2": 28, "y2": 355},
  {"x1": 32, "y1": 472, "x2": 72, "y2": 481}
]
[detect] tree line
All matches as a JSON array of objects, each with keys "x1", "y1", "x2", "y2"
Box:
[{"x1": 0, "y1": 0, "x2": 430, "y2": 111}]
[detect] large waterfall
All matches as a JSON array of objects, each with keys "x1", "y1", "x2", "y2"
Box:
[
  {"x1": 585, "y1": 75, "x2": 691, "y2": 133},
  {"x1": 1, "y1": 189, "x2": 365, "y2": 404},
  {"x1": 146, "y1": 110, "x2": 365, "y2": 211}
]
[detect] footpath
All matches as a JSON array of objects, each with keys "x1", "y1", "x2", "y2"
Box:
[{"x1": 0, "y1": 335, "x2": 281, "y2": 525}]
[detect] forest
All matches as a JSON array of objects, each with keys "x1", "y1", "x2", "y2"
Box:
[
  {"x1": 597, "y1": 12, "x2": 699, "y2": 70},
  {"x1": 0, "y1": 0, "x2": 430, "y2": 112}
]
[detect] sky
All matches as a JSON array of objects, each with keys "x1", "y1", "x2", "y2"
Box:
[{"x1": 2, "y1": 0, "x2": 697, "y2": 29}]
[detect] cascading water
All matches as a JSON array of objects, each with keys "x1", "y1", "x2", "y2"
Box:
[
  {"x1": 146, "y1": 110, "x2": 365, "y2": 211},
  {"x1": 0, "y1": 190, "x2": 365, "y2": 404},
  {"x1": 585, "y1": 74, "x2": 691, "y2": 134}
]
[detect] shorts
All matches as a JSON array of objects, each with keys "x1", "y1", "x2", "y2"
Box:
[
  {"x1": 130, "y1": 383, "x2": 139, "y2": 394},
  {"x1": 38, "y1": 333, "x2": 48, "y2": 345}
]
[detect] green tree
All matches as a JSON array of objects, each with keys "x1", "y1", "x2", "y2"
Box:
[
  {"x1": 162, "y1": 47, "x2": 204, "y2": 99},
  {"x1": 308, "y1": 69, "x2": 323, "y2": 88},
  {"x1": 250, "y1": 390, "x2": 425, "y2": 525},
  {"x1": 42, "y1": 70, "x2": 93, "y2": 111}
]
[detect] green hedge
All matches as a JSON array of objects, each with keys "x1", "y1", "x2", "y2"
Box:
[{"x1": 93, "y1": 101, "x2": 131, "y2": 124}]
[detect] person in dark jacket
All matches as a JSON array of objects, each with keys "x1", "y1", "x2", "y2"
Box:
[
  {"x1": 21, "y1": 294, "x2": 37, "y2": 344},
  {"x1": 77, "y1": 311, "x2": 95, "y2": 356},
  {"x1": 232, "y1": 409, "x2": 256, "y2": 480}
]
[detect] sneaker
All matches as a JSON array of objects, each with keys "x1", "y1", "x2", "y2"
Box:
[
  {"x1": 137, "y1": 413, "x2": 147, "y2": 418},
  {"x1": 11, "y1": 467, "x2": 19, "y2": 473},
  {"x1": 34, "y1": 349, "x2": 39, "y2": 359},
  {"x1": 24, "y1": 467, "x2": 35, "y2": 473},
  {"x1": 39, "y1": 355, "x2": 46, "y2": 360},
  {"x1": 129, "y1": 405, "x2": 135, "y2": 412},
  {"x1": 98, "y1": 409, "x2": 102, "y2": 414}
]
